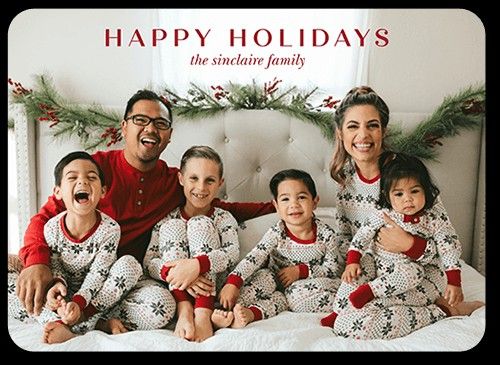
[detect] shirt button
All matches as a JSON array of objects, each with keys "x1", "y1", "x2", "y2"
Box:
[
  {"x1": 256, "y1": 166, "x2": 262, "y2": 172},
  {"x1": 140, "y1": 177, "x2": 144, "y2": 182},
  {"x1": 137, "y1": 201, "x2": 142, "y2": 206},
  {"x1": 138, "y1": 189, "x2": 143, "y2": 194}
]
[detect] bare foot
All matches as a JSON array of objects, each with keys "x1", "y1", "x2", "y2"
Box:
[
  {"x1": 231, "y1": 304, "x2": 255, "y2": 329},
  {"x1": 211, "y1": 309, "x2": 234, "y2": 329},
  {"x1": 96, "y1": 318, "x2": 128, "y2": 334},
  {"x1": 436, "y1": 297, "x2": 485, "y2": 316},
  {"x1": 174, "y1": 302, "x2": 195, "y2": 341},
  {"x1": 43, "y1": 322, "x2": 77, "y2": 344},
  {"x1": 193, "y1": 308, "x2": 214, "y2": 342}
]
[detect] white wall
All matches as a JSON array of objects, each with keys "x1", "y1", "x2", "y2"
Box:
[
  {"x1": 8, "y1": 9, "x2": 156, "y2": 105},
  {"x1": 368, "y1": 9, "x2": 485, "y2": 112}
]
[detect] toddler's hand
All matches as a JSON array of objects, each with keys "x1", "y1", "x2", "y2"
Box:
[
  {"x1": 342, "y1": 263, "x2": 361, "y2": 283},
  {"x1": 219, "y1": 284, "x2": 240, "y2": 310},
  {"x1": 444, "y1": 284, "x2": 464, "y2": 307}
]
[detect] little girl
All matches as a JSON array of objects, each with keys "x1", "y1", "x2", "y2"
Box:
[
  {"x1": 144, "y1": 145, "x2": 239, "y2": 342},
  {"x1": 214, "y1": 169, "x2": 341, "y2": 329},
  {"x1": 322, "y1": 151, "x2": 464, "y2": 328}
]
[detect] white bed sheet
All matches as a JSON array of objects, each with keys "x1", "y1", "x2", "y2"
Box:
[{"x1": 8, "y1": 260, "x2": 485, "y2": 351}]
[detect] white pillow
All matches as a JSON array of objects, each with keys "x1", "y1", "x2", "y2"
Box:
[{"x1": 237, "y1": 207, "x2": 337, "y2": 260}]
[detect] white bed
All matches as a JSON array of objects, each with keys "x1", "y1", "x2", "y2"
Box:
[
  {"x1": 9, "y1": 109, "x2": 486, "y2": 351},
  {"x1": 8, "y1": 209, "x2": 485, "y2": 351}
]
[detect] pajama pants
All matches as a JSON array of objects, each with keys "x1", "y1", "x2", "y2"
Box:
[
  {"x1": 159, "y1": 217, "x2": 222, "y2": 290},
  {"x1": 104, "y1": 277, "x2": 177, "y2": 330},
  {"x1": 237, "y1": 268, "x2": 288, "y2": 319},
  {"x1": 285, "y1": 277, "x2": 341, "y2": 313},
  {"x1": 332, "y1": 255, "x2": 447, "y2": 339}
]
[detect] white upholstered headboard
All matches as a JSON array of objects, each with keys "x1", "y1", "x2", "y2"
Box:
[
  {"x1": 163, "y1": 110, "x2": 337, "y2": 206},
  {"x1": 13, "y1": 107, "x2": 485, "y2": 270}
]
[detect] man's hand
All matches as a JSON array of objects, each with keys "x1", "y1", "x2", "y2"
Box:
[
  {"x1": 277, "y1": 266, "x2": 300, "y2": 288},
  {"x1": 377, "y1": 213, "x2": 414, "y2": 253},
  {"x1": 16, "y1": 264, "x2": 53, "y2": 316},
  {"x1": 186, "y1": 276, "x2": 215, "y2": 298}
]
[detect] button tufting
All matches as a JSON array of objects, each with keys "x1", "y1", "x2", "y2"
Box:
[
  {"x1": 223, "y1": 195, "x2": 228, "y2": 200},
  {"x1": 288, "y1": 137, "x2": 294, "y2": 143},
  {"x1": 256, "y1": 166, "x2": 262, "y2": 172},
  {"x1": 224, "y1": 137, "x2": 230, "y2": 143}
]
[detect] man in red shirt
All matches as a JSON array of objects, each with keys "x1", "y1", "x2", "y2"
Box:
[{"x1": 15, "y1": 89, "x2": 274, "y2": 333}]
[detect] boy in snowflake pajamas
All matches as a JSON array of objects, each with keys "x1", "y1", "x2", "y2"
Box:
[
  {"x1": 8, "y1": 151, "x2": 142, "y2": 344},
  {"x1": 322, "y1": 151, "x2": 465, "y2": 337},
  {"x1": 214, "y1": 169, "x2": 341, "y2": 329},
  {"x1": 144, "y1": 146, "x2": 240, "y2": 342}
]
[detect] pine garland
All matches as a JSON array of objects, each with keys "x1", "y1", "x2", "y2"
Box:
[
  {"x1": 8, "y1": 75, "x2": 122, "y2": 150},
  {"x1": 387, "y1": 84, "x2": 485, "y2": 159},
  {"x1": 8, "y1": 74, "x2": 484, "y2": 161},
  {"x1": 162, "y1": 78, "x2": 338, "y2": 140}
]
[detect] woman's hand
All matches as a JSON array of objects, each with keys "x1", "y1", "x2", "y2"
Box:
[{"x1": 377, "y1": 213, "x2": 414, "y2": 253}]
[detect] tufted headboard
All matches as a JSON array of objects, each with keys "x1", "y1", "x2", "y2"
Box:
[
  {"x1": 163, "y1": 110, "x2": 337, "y2": 206},
  {"x1": 14, "y1": 107, "x2": 484, "y2": 269}
]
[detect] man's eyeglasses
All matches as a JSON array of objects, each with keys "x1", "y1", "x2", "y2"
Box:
[{"x1": 126, "y1": 114, "x2": 172, "y2": 130}]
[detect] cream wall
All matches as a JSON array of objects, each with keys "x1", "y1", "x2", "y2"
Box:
[
  {"x1": 368, "y1": 9, "x2": 485, "y2": 112},
  {"x1": 8, "y1": 9, "x2": 156, "y2": 105}
]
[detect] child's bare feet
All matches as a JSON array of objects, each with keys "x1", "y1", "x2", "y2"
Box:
[
  {"x1": 174, "y1": 302, "x2": 195, "y2": 341},
  {"x1": 43, "y1": 322, "x2": 77, "y2": 344},
  {"x1": 436, "y1": 297, "x2": 485, "y2": 316},
  {"x1": 96, "y1": 318, "x2": 128, "y2": 334},
  {"x1": 211, "y1": 309, "x2": 234, "y2": 329},
  {"x1": 231, "y1": 304, "x2": 255, "y2": 329},
  {"x1": 194, "y1": 307, "x2": 214, "y2": 342}
]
